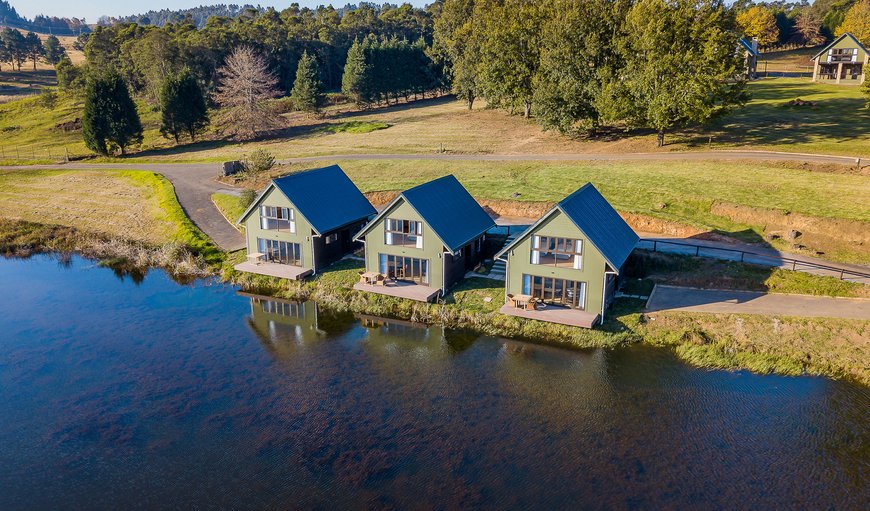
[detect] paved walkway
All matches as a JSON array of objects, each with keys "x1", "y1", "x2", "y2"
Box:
[{"x1": 646, "y1": 285, "x2": 870, "y2": 320}]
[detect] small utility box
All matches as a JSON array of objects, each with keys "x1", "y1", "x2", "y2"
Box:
[{"x1": 222, "y1": 161, "x2": 243, "y2": 176}]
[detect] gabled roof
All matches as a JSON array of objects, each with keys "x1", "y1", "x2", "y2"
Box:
[
  {"x1": 238, "y1": 165, "x2": 376, "y2": 235},
  {"x1": 354, "y1": 175, "x2": 495, "y2": 253},
  {"x1": 495, "y1": 183, "x2": 639, "y2": 272},
  {"x1": 812, "y1": 32, "x2": 869, "y2": 60},
  {"x1": 738, "y1": 37, "x2": 760, "y2": 57}
]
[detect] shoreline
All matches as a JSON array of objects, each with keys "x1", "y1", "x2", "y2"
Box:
[{"x1": 2, "y1": 221, "x2": 867, "y2": 387}]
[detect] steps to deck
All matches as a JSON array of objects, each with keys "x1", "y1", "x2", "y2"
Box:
[{"x1": 484, "y1": 232, "x2": 519, "y2": 281}]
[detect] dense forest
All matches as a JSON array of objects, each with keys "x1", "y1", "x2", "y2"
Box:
[{"x1": 112, "y1": 5, "x2": 261, "y2": 29}]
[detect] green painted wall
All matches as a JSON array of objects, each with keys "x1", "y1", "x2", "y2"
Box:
[
  {"x1": 361, "y1": 199, "x2": 447, "y2": 290},
  {"x1": 504, "y1": 210, "x2": 610, "y2": 314},
  {"x1": 242, "y1": 186, "x2": 316, "y2": 270},
  {"x1": 820, "y1": 37, "x2": 868, "y2": 63}
]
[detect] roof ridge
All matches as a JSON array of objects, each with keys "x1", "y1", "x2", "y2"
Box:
[
  {"x1": 273, "y1": 164, "x2": 339, "y2": 182},
  {"x1": 403, "y1": 174, "x2": 456, "y2": 195},
  {"x1": 558, "y1": 182, "x2": 593, "y2": 206}
]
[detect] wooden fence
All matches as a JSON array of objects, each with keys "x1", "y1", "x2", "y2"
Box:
[{"x1": 0, "y1": 145, "x2": 72, "y2": 162}]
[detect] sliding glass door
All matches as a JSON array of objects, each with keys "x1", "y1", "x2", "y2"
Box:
[
  {"x1": 258, "y1": 238, "x2": 302, "y2": 266},
  {"x1": 379, "y1": 254, "x2": 429, "y2": 285},
  {"x1": 522, "y1": 275, "x2": 587, "y2": 310}
]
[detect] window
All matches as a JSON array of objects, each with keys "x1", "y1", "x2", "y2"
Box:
[
  {"x1": 324, "y1": 233, "x2": 339, "y2": 245},
  {"x1": 384, "y1": 218, "x2": 423, "y2": 248},
  {"x1": 379, "y1": 253, "x2": 429, "y2": 285},
  {"x1": 829, "y1": 48, "x2": 857, "y2": 63},
  {"x1": 260, "y1": 206, "x2": 296, "y2": 232},
  {"x1": 530, "y1": 236, "x2": 583, "y2": 269},
  {"x1": 522, "y1": 275, "x2": 587, "y2": 310},
  {"x1": 258, "y1": 238, "x2": 302, "y2": 266}
]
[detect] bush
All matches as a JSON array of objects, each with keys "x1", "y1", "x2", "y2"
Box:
[
  {"x1": 242, "y1": 149, "x2": 275, "y2": 174},
  {"x1": 239, "y1": 189, "x2": 257, "y2": 208},
  {"x1": 38, "y1": 90, "x2": 58, "y2": 110}
]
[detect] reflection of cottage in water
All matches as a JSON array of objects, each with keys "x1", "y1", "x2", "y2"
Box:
[
  {"x1": 357, "y1": 314, "x2": 478, "y2": 355},
  {"x1": 242, "y1": 293, "x2": 354, "y2": 353}
]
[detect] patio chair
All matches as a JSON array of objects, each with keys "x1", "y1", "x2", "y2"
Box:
[{"x1": 525, "y1": 297, "x2": 538, "y2": 311}]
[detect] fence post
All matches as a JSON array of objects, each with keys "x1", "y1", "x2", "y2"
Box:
[
  {"x1": 64, "y1": 147, "x2": 69, "y2": 162},
  {"x1": 696, "y1": 246, "x2": 700, "y2": 257},
  {"x1": 792, "y1": 260, "x2": 797, "y2": 271},
  {"x1": 653, "y1": 240, "x2": 657, "y2": 252},
  {"x1": 740, "y1": 252, "x2": 744, "y2": 262},
  {"x1": 840, "y1": 269, "x2": 844, "y2": 280}
]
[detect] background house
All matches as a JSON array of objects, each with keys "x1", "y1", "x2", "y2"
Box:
[
  {"x1": 739, "y1": 37, "x2": 760, "y2": 79},
  {"x1": 496, "y1": 183, "x2": 638, "y2": 328},
  {"x1": 812, "y1": 33, "x2": 868, "y2": 84},
  {"x1": 235, "y1": 165, "x2": 375, "y2": 280},
  {"x1": 353, "y1": 175, "x2": 495, "y2": 302}
]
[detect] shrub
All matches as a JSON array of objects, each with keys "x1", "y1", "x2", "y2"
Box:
[
  {"x1": 239, "y1": 189, "x2": 257, "y2": 209},
  {"x1": 38, "y1": 90, "x2": 58, "y2": 109},
  {"x1": 242, "y1": 149, "x2": 275, "y2": 174}
]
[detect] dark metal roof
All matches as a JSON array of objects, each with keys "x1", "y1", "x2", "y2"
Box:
[
  {"x1": 812, "y1": 32, "x2": 869, "y2": 60},
  {"x1": 398, "y1": 175, "x2": 495, "y2": 252},
  {"x1": 240, "y1": 165, "x2": 376, "y2": 234},
  {"x1": 495, "y1": 183, "x2": 638, "y2": 272}
]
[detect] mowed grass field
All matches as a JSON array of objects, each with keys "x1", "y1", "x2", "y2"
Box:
[
  {"x1": 2, "y1": 76, "x2": 867, "y2": 163},
  {"x1": 321, "y1": 158, "x2": 868, "y2": 263},
  {"x1": 0, "y1": 33, "x2": 84, "y2": 102},
  {"x1": 0, "y1": 169, "x2": 186, "y2": 245}
]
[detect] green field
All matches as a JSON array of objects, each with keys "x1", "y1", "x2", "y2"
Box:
[
  {"x1": 1, "y1": 77, "x2": 867, "y2": 163},
  {"x1": 706, "y1": 78, "x2": 870, "y2": 156}
]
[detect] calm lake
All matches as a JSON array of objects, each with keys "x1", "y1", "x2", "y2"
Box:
[{"x1": 1, "y1": 255, "x2": 868, "y2": 510}]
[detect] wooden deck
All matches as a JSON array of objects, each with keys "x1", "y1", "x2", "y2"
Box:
[
  {"x1": 499, "y1": 303, "x2": 599, "y2": 328},
  {"x1": 353, "y1": 281, "x2": 442, "y2": 302},
  {"x1": 234, "y1": 261, "x2": 313, "y2": 280}
]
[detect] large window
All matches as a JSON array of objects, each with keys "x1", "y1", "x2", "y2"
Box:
[
  {"x1": 260, "y1": 206, "x2": 296, "y2": 232},
  {"x1": 530, "y1": 236, "x2": 583, "y2": 269},
  {"x1": 258, "y1": 238, "x2": 302, "y2": 266},
  {"x1": 385, "y1": 219, "x2": 423, "y2": 248},
  {"x1": 379, "y1": 253, "x2": 429, "y2": 285},
  {"x1": 522, "y1": 275, "x2": 587, "y2": 310},
  {"x1": 829, "y1": 48, "x2": 856, "y2": 63}
]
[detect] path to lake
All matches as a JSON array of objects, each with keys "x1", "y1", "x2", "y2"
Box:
[{"x1": 1, "y1": 254, "x2": 868, "y2": 510}]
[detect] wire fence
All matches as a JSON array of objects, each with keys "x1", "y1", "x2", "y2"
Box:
[{"x1": 0, "y1": 145, "x2": 74, "y2": 162}]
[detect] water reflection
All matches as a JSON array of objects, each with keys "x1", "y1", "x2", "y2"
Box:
[{"x1": 1, "y1": 255, "x2": 869, "y2": 510}]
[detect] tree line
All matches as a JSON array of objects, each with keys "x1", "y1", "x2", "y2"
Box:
[
  {"x1": 0, "y1": 0, "x2": 88, "y2": 36},
  {"x1": 0, "y1": 28, "x2": 66, "y2": 71},
  {"x1": 433, "y1": 0, "x2": 748, "y2": 145},
  {"x1": 732, "y1": 0, "x2": 870, "y2": 48}
]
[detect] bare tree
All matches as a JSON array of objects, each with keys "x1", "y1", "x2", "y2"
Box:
[
  {"x1": 213, "y1": 46, "x2": 283, "y2": 140},
  {"x1": 795, "y1": 10, "x2": 825, "y2": 46}
]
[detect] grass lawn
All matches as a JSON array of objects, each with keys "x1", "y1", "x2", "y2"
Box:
[
  {"x1": 0, "y1": 168, "x2": 214, "y2": 254},
  {"x1": 211, "y1": 192, "x2": 248, "y2": 229},
  {"x1": 1, "y1": 77, "x2": 867, "y2": 162},
  {"x1": 706, "y1": 78, "x2": 870, "y2": 156},
  {"x1": 757, "y1": 47, "x2": 818, "y2": 75}
]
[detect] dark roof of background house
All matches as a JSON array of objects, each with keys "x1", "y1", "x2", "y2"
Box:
[
  {"x1": 495, "y1": 183, "x2": 638, "y2": 271},
  {"x1": 812, "y1": 32, "x2": 869, "y2": 60},
  {"x1": 241, "y1": 165, "x2": 375, "y2": 234},
  {"x1": 401, "y1": 175, "x2": 495, "y2": 252}
]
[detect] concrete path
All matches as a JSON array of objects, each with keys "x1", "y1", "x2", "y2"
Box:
[{"x1": 646, "y1": 285, "x2": 870, "y2": 320}]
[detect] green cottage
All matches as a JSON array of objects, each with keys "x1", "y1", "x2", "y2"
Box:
[
  {"x1": 812, "y1": 32, "x2": 868, "y2": 84},
  {"x1": 495, "y1": 183, "x2": 638, "y2": 328},
  {"x1": 235, "y1": 165, "x2": 376, "y2": 280},
  {"x1": 352, "y1": 175, "x2": 495, "y2": 302}
]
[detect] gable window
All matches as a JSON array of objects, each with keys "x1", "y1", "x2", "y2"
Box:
[
  {"x1": 530, "y1": 235, "x2": 583, "y2": 269},
  {"x1": 260, "y1": 206, "x2": 295, "y2": 233},
  {"x1": 385, "y1": 219, "x2": 423, "y2": 248}
]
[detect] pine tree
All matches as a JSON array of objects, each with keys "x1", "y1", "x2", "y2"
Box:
[
  {"x1": 160, "y1": 69, "x2": 210, "y2": 143},
  {"x1": 43, "y1": 35, "x2": 66, "y2": 65},
  {"x1": 290, "y1": 51, "x2": 324, "y2": 113},
  {"x1": 82, "y1": 74, "x2": 143, "y2": 156},
  {"x1": 24, "y1": 32, "x2": 44, "y2": 71},
  {"x1": 342, "y1": 38, "x2": 371, "y2": 107}
]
